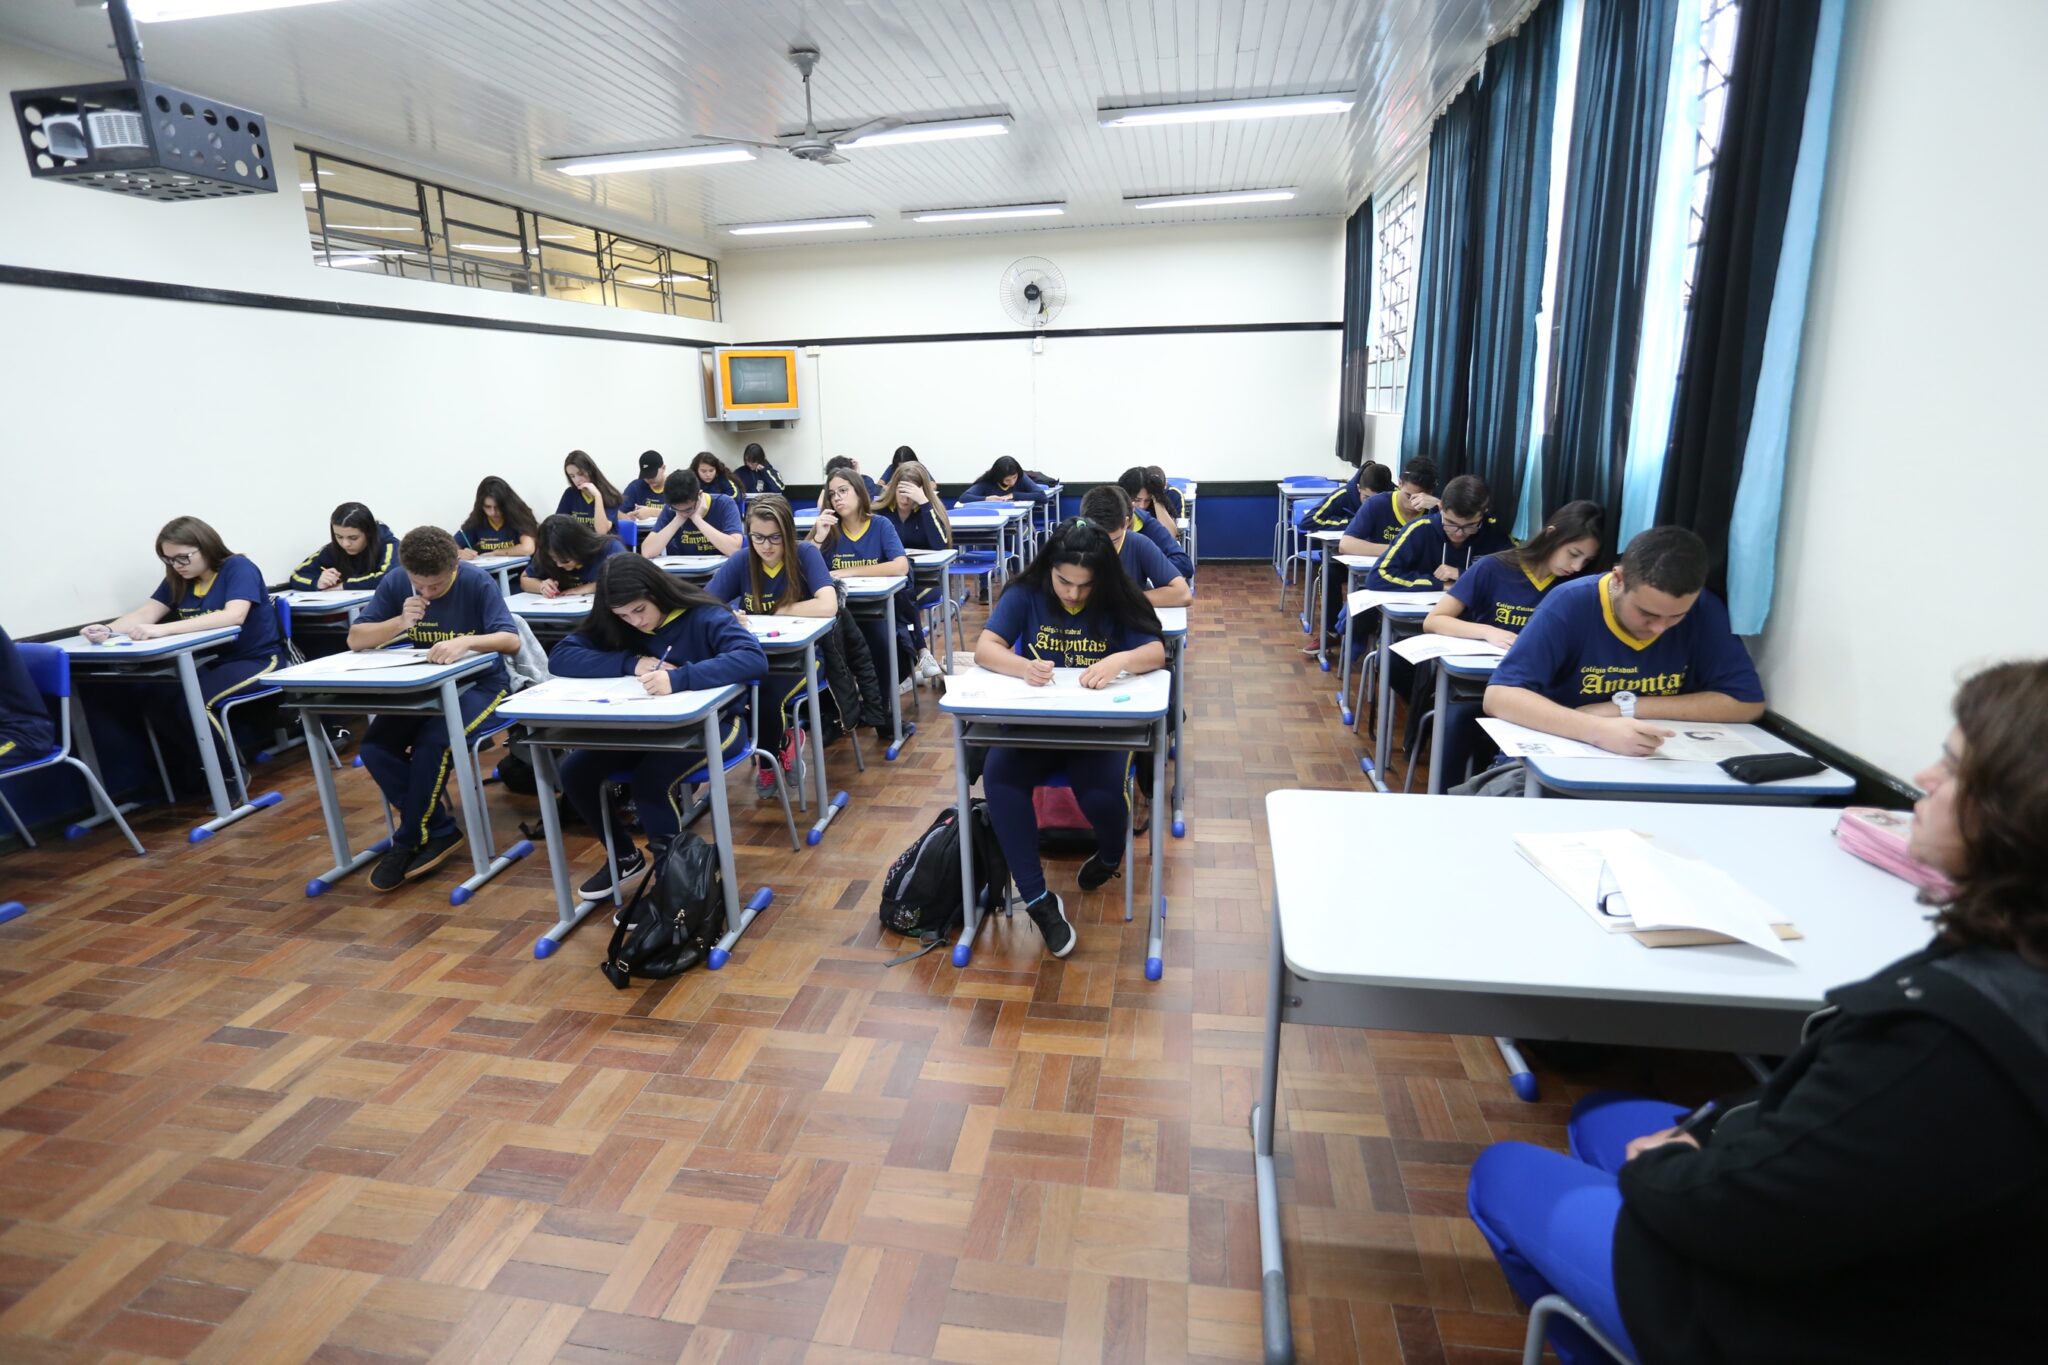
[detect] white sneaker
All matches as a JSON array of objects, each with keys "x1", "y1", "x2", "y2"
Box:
[{"x1": 915, "y1": 648, "x2": 942, "y2": 680}]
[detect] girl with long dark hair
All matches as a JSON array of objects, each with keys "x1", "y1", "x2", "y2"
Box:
[
  {"x1": 962, "y1": 455, "x2": 1051, "y2": 505},
  {"x1": 972, "y1": 520, "x2": 1167, "y2": 959},
  {"x1": 1426, "y1": 500, "x2": 1605, "y2": 649},
  {"x1": 520, "y1": 514, "x2": 625, "y2": 598},
  {"x1": 457, "y1": 477, "x2": 538, "y2": 558},
  {"x1": 288, "y1": 501, "x2": 397, "y2": 590},
  {"x1": 737, "y1": 441, "x2": 785, "y2": 496},
  {"x1": 556, "y1": 450, "x2": 621, "y2": 535},
  {"x1": 548, "y1": 555, "x2": 768, "y2": 896},
  {"x1": 810, "y1": 470, "x2": 912, "y2": 692},
  {"x1": 691, "y1": 450, "x2": 743, "y2": 502}
]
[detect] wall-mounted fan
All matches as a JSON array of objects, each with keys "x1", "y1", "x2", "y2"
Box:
[
  {"x1": 687, "y1": 47, "x2": 902, "y2": 165},
  {"x1": 1000, "y1": 256, "x2": 1067, "y2": 328}
]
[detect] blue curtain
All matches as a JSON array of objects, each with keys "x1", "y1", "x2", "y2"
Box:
[
  {"x1": 1542, "y1": 0, "x2": 1681, "y2": 518},
  {"x1": 1401, "y1": 4, "x2": 1563, "y2": 509},
  {"x1": 1336, "y1": 198, "x2": 1374, "y2": 467}
]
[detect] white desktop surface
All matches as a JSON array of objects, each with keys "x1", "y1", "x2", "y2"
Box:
[
  {"x1": 470, "y1": 554, "x2": 530, "y2": 573},
  {"x1": 505, "y1": 592, "x2": 594, "y2": 616},
  {"x1": 499, "y1": 677, "x2": 737, "y2": 726},
  {"x1": 941, "y1": 666, "x2": 1171, "y2": 721},
  {"x1": 651, "y1": 555, "x2": 728, "y2": 575},
  {"x1": 1155, "y1": 608, "x2": 1188, "y2": 639},
  {"x1": 1523, "y1": 722, "x2": 1852, "y2": 797},
  {"x1": 1267, "y1": 792, "x2": 1929, "y2": 1010},
  {"x1": 739, "y1": 615, "x2": 833, "y2": 648},
  {"x1": 909, "y1": 549, "x2": 960, "y2": 568},
  {"x1": 277, "y1": 589, "x2": 376, "y2": 612},
  {"x1": 55, "y1": 627, "x2": 240, "y2": 659},
  {"x1": 268, "y1": 651, "x2": 493, "y2": 691},
  {"x1": 837, "y1": 574, "x2": 909, "y2": 597}
]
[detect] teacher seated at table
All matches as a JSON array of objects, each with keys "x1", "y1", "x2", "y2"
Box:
[
  {"x1": 1480, "y1": 525, "x2": 1764, "y2": 760},
  {"x1": 1465, "y1": 658, "x2": 2048, "y2": 1364}
]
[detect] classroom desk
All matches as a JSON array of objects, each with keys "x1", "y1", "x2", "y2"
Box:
[
  {"x1": 952, "y1": 505, "x2": 1034, "y2": 589},
  {"x1": 1273, "y1": 479, "x2": 1337, "y2": 575},
  {"x1": 1326, "y1": 554, "x2": 1379, "y2": 691},
  {"x1": 269, "y1": 650, "x2": 530, "y2": 903},
  {"x1": 1519, "y1": 722, "x2": 1853, "y2": 803},
  {"x1": 1030, "y1": 484, "x2": 1063, "y2": 544},
  {"x1": 1156, "y1": 606, "x2": 1190, "y2": 839},
  {"x1": 943, "y1": 666, "x2": 1173, "y2": 979},
  {"x1": 1169, "y1": 480, "x2": 1198, "y2": 567},
  {"x1": 53, "y1": 628, "x2": 280, "y2": 843},
  {"x1": 276, "y1": 588, "x2": 375, "y2": 624},
  {"x1": 505, "y1": 591, "x2": 592, "y2": 646},
  {"x1": 502, "y1": 678, "x2": 772, "y2": 964},
  {"x1": 649, "y1": 554, "x2": 727, "y2": 583},
  {"x1": 838, "y1": 573, "x2": 914, "y2": 760},
  {"x1": 908, "y1": 549, "x2": 960, "y2": 673},
  {"x1": 740, "y1": 614, "x2": 846, "y2": 845},
  {"x1": 470, "y1": 554, "x2": 530, "y2": 596},
  {"x1": 1251, "y1": 790, "x2": 1934, "y2": 1365},
  {"x1": 1428, "y1": 653, "x2": 1501, "y2": 794},
  {"x1": 1348, "y1": 591, "x2": 1440, "y2": 790}
]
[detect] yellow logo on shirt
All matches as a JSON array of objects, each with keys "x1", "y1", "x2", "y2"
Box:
[
  {"x1": 1494, "y1": 603, "x2": 1536, "y2": 629},
  {"x1": 1030, "y1": 623, "x2": 1110, "y2": 666},
  {"x1": 1576, "y1": 667, "x2": 1687, "y2": 697}
]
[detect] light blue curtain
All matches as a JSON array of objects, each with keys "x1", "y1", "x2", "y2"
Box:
[{"x1": 1726, "y1": 0, "x2": 1845, "y2": 632}]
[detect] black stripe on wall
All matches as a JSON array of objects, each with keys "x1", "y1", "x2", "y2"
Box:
[{"x1": 743, "y1": 321, "x2": 1342, "y2": 347}]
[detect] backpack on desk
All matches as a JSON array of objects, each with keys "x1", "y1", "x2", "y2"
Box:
[
  {"x1": 878, "y1": 801, "x2": 1008, "y2": 964},
  {"x1": 600, "y1": 833, "x2": 727, "y2": 988}
]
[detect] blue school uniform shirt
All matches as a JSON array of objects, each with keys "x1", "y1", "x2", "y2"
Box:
[
  {"x1": 550, "y1": 603, "x2": 767, "y2": 694},
  {"x1": 150, "y1": 554, "x2": 279, "y2": 665},
  {"x1": 566, "y1": 538, "x2": 628, "y2": 586},
  {"x1": 1447, "y1": 553, "x2": 1563, "y2": 632},
  {"x1": 651, "y1": 493, "x2": 743, "y2": 554},
  {"x1": 456, "y1": 517, "x2": 526, "y2": 555},
  {"x1": 1117, "y1": 524, "x2": 1181, "y2": 590},
  {"x1": 820, "y1": 516, "x2": 905, "y2": 572},
  {"x1": 1344, "y1": 490, "x2": 1426, "y2": 549},
  {"x1": 288, "y1": 522, "x2": 398, "y2": 590},
  {"x1": 0, "y1": 626, "x2": 55, "y2": 758},
  {"x1": 1490, "y1": 573, "x2": 1764, "y2": 710},
  {"x1": 986, "y1": 585, "x2": 1161, "y2": 669},
  {"x1": 878, "y1": 504, "x2": 951, "y2": 551},
  {"x1": 620, "y1": 477, "x2": 667, "y2": 515},
  {"x1": 1133, "y1": 511, "x2": 1193, "y2": 580},
  {"x1": 1367, "y1": 512, "x2": 1514, "y2": 591},
  {"x1": 705, "y1": 542, "x2": 833, "y2": 616},
  {"x1": 360, "y1": 562, "x2": 516, "y2": 695},
  {"x1": 555, "y1": 486, "x2": 618, "y2": 527},
  {"x1": 1304, "y1": 473, "x2": 1363, "y2": 530},
  {"x1": 961, "y1": 473, "x2": 1051, "y2": 505},
  {"x1": 737, "y1": 463, "x2": 785, "y2": 495},
  {"x1": 700, "y1": 471, "x2": 743, "y2": 502}
]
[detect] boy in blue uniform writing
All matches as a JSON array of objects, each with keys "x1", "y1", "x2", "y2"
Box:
[
  {"x1": 639, "y1": 471, "x2": 743, "y2": 558},
  {"x1": 1484, "y1": 526, "x2": 1764, "y2": 756}
]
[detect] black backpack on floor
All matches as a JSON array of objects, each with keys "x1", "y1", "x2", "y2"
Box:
[
  {"x1": 600, "y1": 833, "x2": 727, "y2": 988},
  {"x1": 878, "y1": 800, "x2": 1008, "y2": 964}
]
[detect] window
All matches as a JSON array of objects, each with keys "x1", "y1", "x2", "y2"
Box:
[
  {"x1": 297, "y1": 149, "x2": 719, "y2": 321},
  {"x1": 1682, "y1": 0, "x2": 1741, "y2": 309},
  {"x1": 1366, "y1": 174, "x2": 1422, "y2": 414}
]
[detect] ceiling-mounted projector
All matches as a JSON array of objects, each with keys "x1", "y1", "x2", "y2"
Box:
[{"x1": 10, "y1": 0, "x2": 277, "y2": 201}]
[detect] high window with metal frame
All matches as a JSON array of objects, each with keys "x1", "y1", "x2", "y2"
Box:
[
  {"x1": 296, "y1": 148, "x2": 719, "y2": 320},
  {"x1": 1365, "y1": 173, "x2": 1421, "y2": 414}
]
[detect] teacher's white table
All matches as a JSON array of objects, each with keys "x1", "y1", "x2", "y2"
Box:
[
  {"x1": 943, "y1": 666, "x2": 1174, "y2": 979},
  {"x1": 1251, "y1": 790, "x2": 1933, "y2": 1364},
  {"x1": 53, "y1": 628, "x2": 280, "y2": 843},
  {"x1": 500, "y1": 678, "x2": 772, "y2": 964}
]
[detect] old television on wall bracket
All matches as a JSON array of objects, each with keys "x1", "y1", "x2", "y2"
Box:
[{"x1": 704, "y1": 347, "x2": 801, "y2": 426}]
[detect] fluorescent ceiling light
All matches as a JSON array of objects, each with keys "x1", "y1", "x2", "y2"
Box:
[
  {"x1": 724, "y1": 216, "x2": 875, "y2": 236},
  {"x1": 452, "y1": 243, "x2": 523, "y2": 253},
  {"x1": 1099, "y1": 94, "x2": 1354, "y2": 128},
  {"x1": 1129, "y1": 188, "x2": 1298, "y2": 210},
  {"x1": 129, "y1": 0, "x2": 342, "y2": 21},
  {"x1": 326, "y1": 223, "x2": 417, "y2": 233},
  {"x1": 554, "y1": 145, "x2": 754, "y2": 176},
  {"x1": 910, "y1": 202, "x2": 1065, "y2": 224},
  {"x1": 841, "y1": 116, "x2": 1012, "y2": 149},
  {"x1": 298, "y1": 181, "x2": 316, "y2": 191}
]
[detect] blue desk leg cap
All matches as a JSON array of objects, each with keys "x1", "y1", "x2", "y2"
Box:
[
  {"x1": 708, "y1": 947, "x2": 730, "y2": 970},
  {"x1": 1171, "y1": 817, "x2": 1186, "y2": 839},
  {"x1": 1144, "y1": 956, "x2": 1163, "y2": 982},
  {"x1": 533, "y1": 937, "x2": 558, "y2": 960},
  {"x1": 747, "y1": 887, "x2": 775, "y2": 913},
  {"x1": 305, "y1": 878, "x2": 328, "y2": 898},
  {"x1": 805, "y1": 828, "x2": 823, "y2": 847},
  {"x1": 1359, "y1": 755, "x2": 1375, "y2": 777},
  {"x1": 1339, "y1": 706, "x2": 1354, "y2": 726},
  {"x1": 1160, "y1": 896, "x2": 1167, "y2": 919},
  {"x1": 1319, "y1": 657, "x2": 1331, "y2": 673},
  {"x1": 831, "y1": 791, "x2": 850, "y2": 811},
  {"x1": 188, "y1": 826, "x2": 214, "y2": 844},
  {"x1": 951, "y1": 944, "x2": 972, "y2": 968},
  {"x1": 1511, "y1": 1072, "x2": 1541, "y2": 1102},
  {"x1": 253, "y1": 791, "x2": 284, "y2": 809},
  {"x1": 0, "y1": 902, "x2": 25, "y2": 926},
  {"x1": 449, "y1": 886, "x2": 473, "y2": 907},
  {"x1": 370, "y1": 836, "x2": 393, "y2": 854},
  {"x1": 507, "y1": 839, "x2": 534, "y2": 861},
  {"x1": 63, "y1": 822, "x2": 89, "y2": 840},
  {"x1": 352, "y1": 754, "x2": 364, "y2": 767}
]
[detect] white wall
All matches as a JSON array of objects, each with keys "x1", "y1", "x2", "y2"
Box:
[
  {"x1": 0, "y1": 39, "x2": 725, "y2": 637},
  {"x1": 712, "y1": 221, "x2": 1345, "y2": 486},
  {"x1": 1753, "y1": 0, "x2": 2048, "y2": 781}
]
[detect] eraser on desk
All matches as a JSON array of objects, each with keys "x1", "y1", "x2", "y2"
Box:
[{"x1": 1111, "y1": 693, "x2": 1131, "y2": 702}]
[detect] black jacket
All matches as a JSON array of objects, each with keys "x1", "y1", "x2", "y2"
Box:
[
  {"x1": 1617, "y1": 940, "x2": 2048, "y2": 1364},
  {"x1": 288, "y1": 523, "x2": 398, "y2": 589}
]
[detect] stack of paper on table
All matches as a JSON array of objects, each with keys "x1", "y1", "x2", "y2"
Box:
[
  {"x1": 1515, "y1": 829, "x2": 1799, "y2": 958},
  {"x1": 1392, "y1": 635, "x2": 1506, "y2": 665},
  {"x1": 1479, "y1": 717, "x2": 1766, "y2": 763}
]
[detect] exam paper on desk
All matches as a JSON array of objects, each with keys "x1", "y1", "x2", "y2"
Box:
[
  {"x1": 941, "y1": 667, "x2": 1138, "y2": 705},
  {"x1": 1479, "y1": 717, "x2": 1763, "y2": 762},
  {"x1": 1515, "y1": 829, "x2": 1796, "y2": 960},
  {"x1": 316, "y1": 648, "x2": 439, "y2": 672},
  {"x1": 516, "y1": 675, "x2": 664, "y2": 704},
  {"x1": 1391, "y1": 634, "x2": 1506, "y2": 665}
]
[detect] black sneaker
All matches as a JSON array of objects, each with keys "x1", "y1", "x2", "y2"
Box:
[
  {"x1": 404, "y1": 829, "x2": 462, "y2": 881},
  {"x1": 1078, "y1": 854, "x2": 1122, "y2": 891},
  {"x1": 369, "y1": 844, "x2": 413, "y2": 892},
  {"x1": 1023, "y1": 891, "x2": 1076, "y2": 958},
  {"x1": 580, "y1": 844, "x2": 648, "y2": 898}
]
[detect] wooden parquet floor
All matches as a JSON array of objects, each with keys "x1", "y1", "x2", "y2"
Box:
[{"x1": 0, "y1": 566, "x2": 1743, "y2": 1364}]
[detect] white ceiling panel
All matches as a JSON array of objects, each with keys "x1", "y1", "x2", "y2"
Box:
[{"x1": 2, "y1": 0, "x2": 1528, "y2": 253}]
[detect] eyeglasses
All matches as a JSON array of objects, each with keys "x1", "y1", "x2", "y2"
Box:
[
  {"x1": 1442, "y1": 515, "x2": 1483, "y2": 535},
  {"x1": 749, "y1": 532, "x2": 784, "y2": 546},
  {"x1": 159, "y1": 551, "x2": 197, "y2": 568}
]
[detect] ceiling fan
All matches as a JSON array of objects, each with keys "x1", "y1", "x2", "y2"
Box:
[{"x1": 696, "y1": 47, "x2": 905, "y2": 166}]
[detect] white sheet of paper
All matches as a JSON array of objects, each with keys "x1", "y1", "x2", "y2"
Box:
[
  {"x1": 1651, "y1": 726, "x2": 1766, "y2": 763},
  {"x1": 1392, "y1": 634, "x2": 1507, "y2": 665},
  {"x1": 1599, "y1": 835, "x2": 1796, "y2": 962},
  {"x1": 837, "y1": 576, "x2": 905, "y2": 591},
  {"x1": 1348, "y1": 588, "x2": 1446, "y2": 615},
  {"x1": 322, "y1": 648, "x2": 437, "y2": 672},
  {"x1": 526, "y1": 675, "x2": 663, "y2": 704},
  {"x1": 1477, "y1": 717, "x2": 1628, "y2": 760},
  {"x1": 1514, "y1": 830, "x2": 1644, "y2": 933},
  {"x1": 280, "y1": 590, "x2": 366, "y2": 605}
]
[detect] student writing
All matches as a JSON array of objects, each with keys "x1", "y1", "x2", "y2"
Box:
[
  {"x1": 555, "y1": 450, "x2": 621, "y2": 536},
  {"x1": 548, "y1": 555, "x2": 768, "y2": 898},
  {"x1": 347, "y1": 527, "x2": 520, "y2": 892},
  {"x1": 691, "y1": 451, "x2": 743, "y2": 503},
  {"x1": 1079, "y1": 486, "x2": 1192, "y2": 608},
  {"x1": 1303, "y1": 459, "x2": 1392, "y2": 532},
  {"x1": 1337, "y1": 456, "x2": 1438, "y2": 557},
  {"x1": 736, "y1": 442, "x2": 785, "y2": 496},
  {"x1": 81, "y1": 516, "x2": 282, "y2": 792},
  {"x1": 810, "y1": 468, "x2": 912, "y2": 701},
  {"x1": 455, "y1": 477, "x2": 538, "y2": 558},
  {"x1": 962, "y1": 456, "x2": 1052, "y2": 505},
  {"x1": 1425, "y1": 500, "x2": 1605, "y2": 649},
  {"x1": 288, "y1": 501, "x2": 397, "y2": 590},
  {"x1": 704, "y1": 496, "x2": 836, "y2": 795},
  {"x1": 521, "y1": 515, "x2": 627, "y2": 598},
  {"x1": 1364, "y1": 473, "x2": 1514, "y2": 591},
  {"x1": 638, "y1": 471, "x2": 742, "y2": 558},
  {"x1": 1483, "y1": 526, "x2": 1764, "y2": 756},
  {"x1": 618, "y1": 450, "x2": 669, "y2": 517},
  {"x1": 973, "y1": 521, "x2": 1167, "y2": 960},
  {"x1": 878, "y1": 460, "x2": 952, "y2": 682}
]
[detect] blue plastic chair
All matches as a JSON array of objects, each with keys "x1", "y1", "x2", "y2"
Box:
[
  {"x1": 217, "y1": 598, "x2": 301, "y2": 805},
  {"x1": 615, "y1": 519, "x2": 639, "y2": 550},
  {"x1": 0, "y1": 644, "x2": 145, "y2": 857}
]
